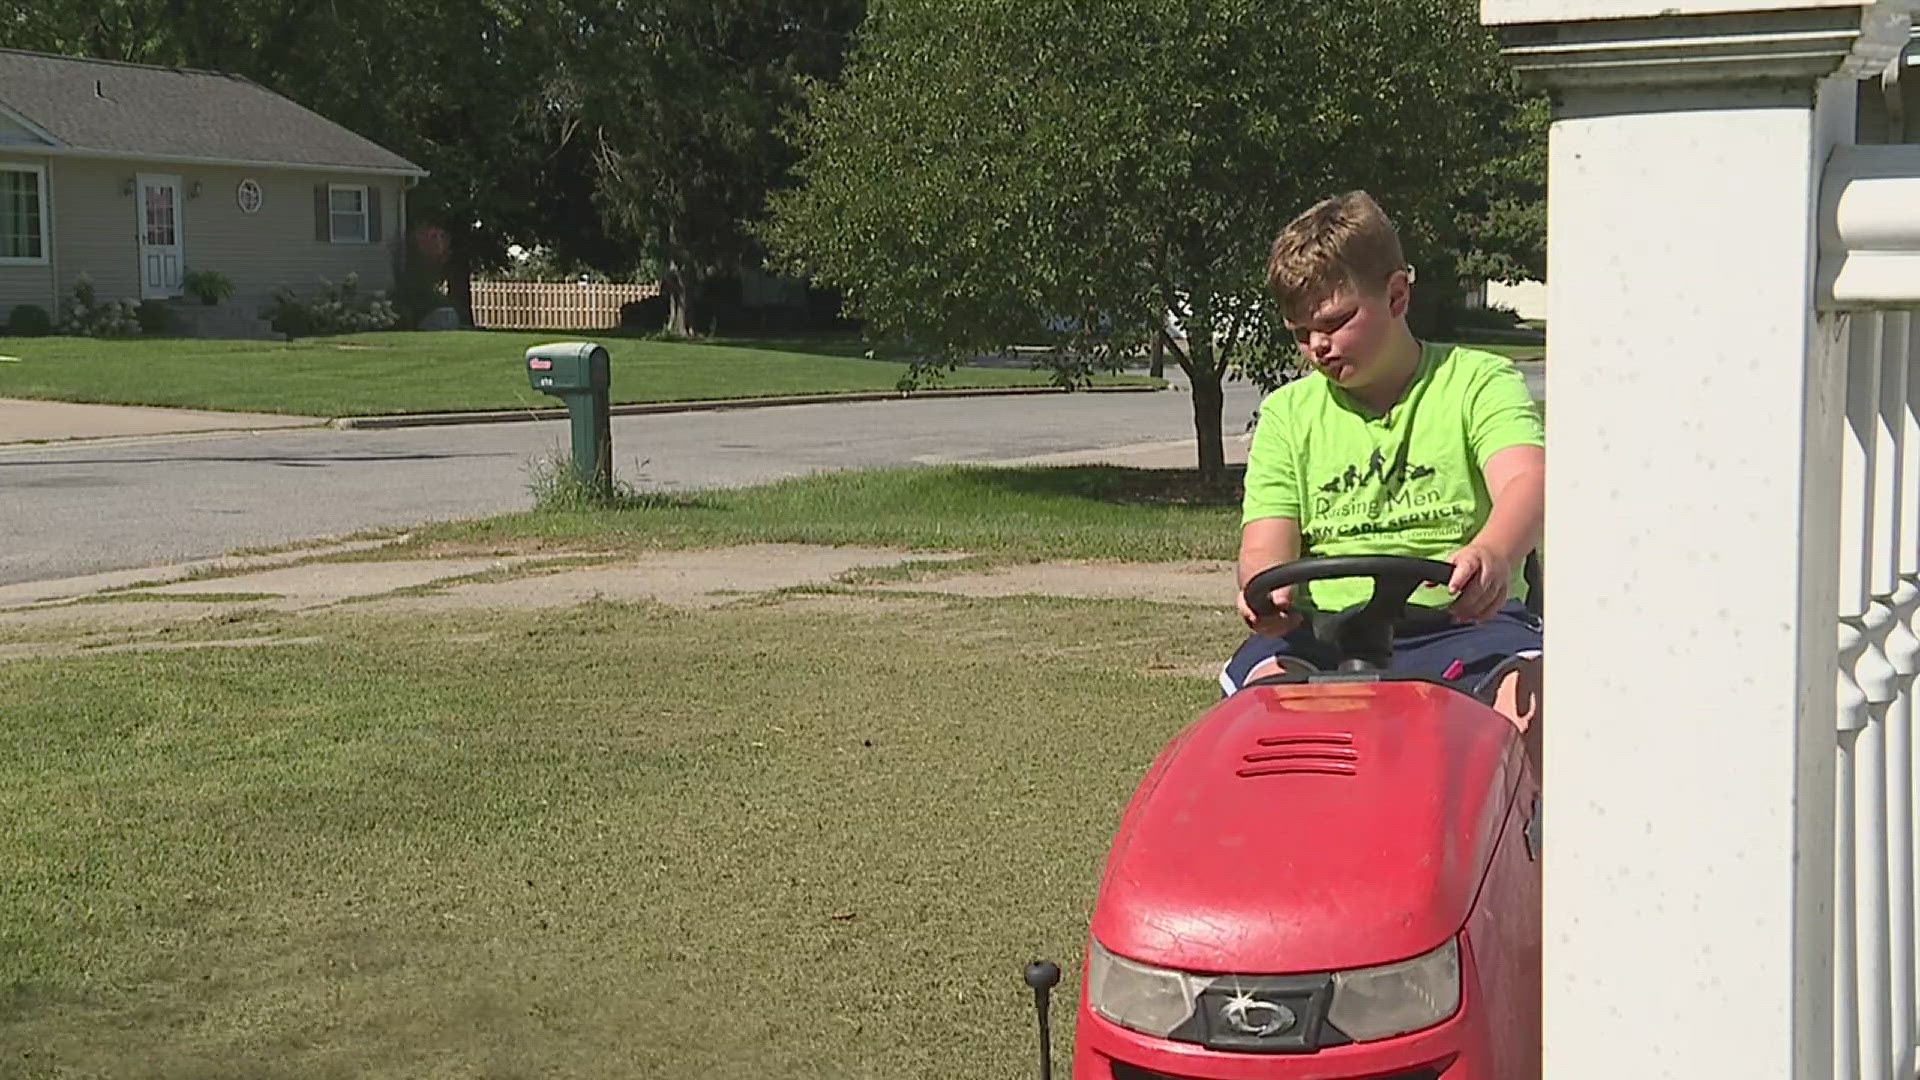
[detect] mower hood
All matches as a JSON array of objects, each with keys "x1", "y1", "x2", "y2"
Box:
[{"x1": 1091, "y1": 680, "x2": 1523, "y2": 975}]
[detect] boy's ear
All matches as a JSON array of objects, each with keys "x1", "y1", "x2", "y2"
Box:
[{"x1": 1387, "y1": 269, "x2": 1412, "y2": 318}]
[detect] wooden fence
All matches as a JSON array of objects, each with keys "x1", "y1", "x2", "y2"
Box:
[{"x1": 470, "y1": 280, "x2": 660, "y2": 330}]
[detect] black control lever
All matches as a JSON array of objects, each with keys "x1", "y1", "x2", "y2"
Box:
[{"x1": 1025, "y1": 959, "x2": 1061, "y2": 1080}]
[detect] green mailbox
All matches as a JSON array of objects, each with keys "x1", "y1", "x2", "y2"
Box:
[
  {"x1": 526, "y1": 342, "x2": 613, "y2": 496},
  {"x1": 527, "y1": 341, "x2": 608, "y2": 394}
]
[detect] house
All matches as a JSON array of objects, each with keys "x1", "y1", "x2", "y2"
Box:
[
  {"x1": 0, "y1": 49, "x2": 426, "y2": 334},
  {"x1": 1466, "y1": 278, "x2": 1547, "y2": 323}
]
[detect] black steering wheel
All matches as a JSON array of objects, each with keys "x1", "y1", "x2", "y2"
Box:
[{"x1": 1243, "y1": 555, "x2": 1455, "y2": 671}]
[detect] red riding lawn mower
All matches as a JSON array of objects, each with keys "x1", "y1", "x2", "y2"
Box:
[{"x1": 1024, "y1": 556, "x2": 1541, "y2": 1080}]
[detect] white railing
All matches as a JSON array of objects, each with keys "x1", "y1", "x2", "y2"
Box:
[
  {"x1": 470, "y1": 280, "x2": 660, "y2": 330},
  {"x1": 1836, "y1": 307, "x2": 1920, "y2": 1080}
]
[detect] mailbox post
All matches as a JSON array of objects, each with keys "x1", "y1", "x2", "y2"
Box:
[{"x1": 525, "y1": 342, "x2": 612, "y2": 497}]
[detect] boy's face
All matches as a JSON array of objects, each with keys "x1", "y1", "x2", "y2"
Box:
[{"x1": 1284, "y1": 270, "x2": 1411, "y2": 389}]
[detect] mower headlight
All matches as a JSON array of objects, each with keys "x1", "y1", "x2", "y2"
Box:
[
  {"x1": 1087, "y1": 939, "x2": 1216, "y2": 1037},
  {"x1": 1326, "y1": 937, "x2": 1461, "y2": 1041}
]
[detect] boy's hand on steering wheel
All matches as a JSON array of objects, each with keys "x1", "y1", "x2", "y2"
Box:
[
  {"x1": 1237, "y1": 583, "x2": 1302, "y2": 637},
  {"x1": 1445, "y1": 544, "x2": 1511, "y2": 623}
]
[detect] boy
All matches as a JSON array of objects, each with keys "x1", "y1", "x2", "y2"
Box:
[{"x1": 1223, "y1": 191, "x2": 1545, "y2": 746}]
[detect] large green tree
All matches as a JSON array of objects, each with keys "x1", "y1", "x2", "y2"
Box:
[
  {"x1": 575, "y1": 1, "x2": 865, "y2": 335},
  {"x1": 765, "y1": 0, "x2": 1545, "y2": 480}
]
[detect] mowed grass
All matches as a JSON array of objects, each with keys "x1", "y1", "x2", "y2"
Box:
[
  {"x1": 0, "y1": 596, "x2": 1229, "y2": 1078},
  {"x1": 427, "y1": 464, "x2": 1244, "y2": 562},
  {"x1": 0, "y1": 330, "x2": 1150, "y2": 418}
]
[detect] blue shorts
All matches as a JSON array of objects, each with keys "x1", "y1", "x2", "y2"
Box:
[{"x1": 1220, "y1": 600, "x2": 1542, "y2": 696}]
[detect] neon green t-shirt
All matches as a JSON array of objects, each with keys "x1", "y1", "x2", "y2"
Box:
[{"x1": 1241, "y1": 341, "x2": 1544, "y2": 614}]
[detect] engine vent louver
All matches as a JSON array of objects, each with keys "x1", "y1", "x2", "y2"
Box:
[{"x1": 1236, "y1": 732, "x2": 1357, "y2": 778}]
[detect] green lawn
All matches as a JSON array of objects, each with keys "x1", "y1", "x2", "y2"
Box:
[
  {"x1": 0, "y1": 599, "x2": 1232, "y2": 1079},
  {"x1": 0, "y1": 330, "x2": 1151, "y2": 418},
  {"x1": 436, "y1": 463, "x2": 1243, "y2": 561},
  {"x1": 0, "y1": 464, "x2": 1246, "y2": 1079},
  {"x1": 0, "y1": 329, "x2": 1537, "y2": 419}
]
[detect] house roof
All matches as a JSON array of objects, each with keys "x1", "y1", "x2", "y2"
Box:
[{"x1": 0, "y1": 49, "x2": 426, "y2": 176}]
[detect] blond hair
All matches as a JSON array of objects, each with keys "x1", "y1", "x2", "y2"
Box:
[{"x1": 1266, "y1": 191, "x2": 1407, "y2": 321}]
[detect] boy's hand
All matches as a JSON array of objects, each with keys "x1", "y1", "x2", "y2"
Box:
[
  {"x1": 1237, "y1": 583, "x2": 1302, "y2": 636},
  {"x1": 1445, "y1": 544, "x2": 1512, "y2": 623}
]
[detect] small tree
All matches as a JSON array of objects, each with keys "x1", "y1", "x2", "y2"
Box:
[{"x1": 766, "y1": 0, "x2": 1544, "y2": 480}]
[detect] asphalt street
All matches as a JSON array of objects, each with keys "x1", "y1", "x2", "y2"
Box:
[
  {"x1": 0, "y1": 363, "x2": 1542, "y2": 586},
  {"x1": 0, "y1": 379, "x2": 1255, "y2": 585}
]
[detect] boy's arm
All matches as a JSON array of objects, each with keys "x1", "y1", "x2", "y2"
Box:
[
  {"x1": 1237, "y1": 516, "x2": 1303, "y2": 635},
  {"x1": 1448, "y1": 443, "x2": 1545, "y2": 621},
  {"x1": 1237, "y1": 391, "x2": 1303, "y2": 634},
  {"x1": 1448, "y1": 356, "x2": 1545, "y2": 622}
]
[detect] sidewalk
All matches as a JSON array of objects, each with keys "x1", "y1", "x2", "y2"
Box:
[{"x1": 0, "y1": 398, "x2": 319, "y2": 444}]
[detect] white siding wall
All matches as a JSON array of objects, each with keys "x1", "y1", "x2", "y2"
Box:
[{"x1": 48, "y1": 157, "x2": 406, "y2": 318}]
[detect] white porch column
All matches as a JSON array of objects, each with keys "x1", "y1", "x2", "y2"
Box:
[{"x1": 1479, "y1": 4, "x2": 1917, "y2": 1078}]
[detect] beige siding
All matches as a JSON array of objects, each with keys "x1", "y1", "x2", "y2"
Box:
[
  {"x1": 49, "y1": 157, "x2": 405, "y2": 317},
  {"x1": 0, "y1": 152, "x2": 55, "y2": 317},
  {"x1": 48, "y1": 157, "x2": 138, "y2": 307},
  {"x1": 0, "y1": 115, "x2": 45, "y2": 143},
  {"x1": 179, "y1": 165, "x2": 403, "y2": 314},
  {"x1": 0, "y1": 265, "x2": 53, "y2": 315}
]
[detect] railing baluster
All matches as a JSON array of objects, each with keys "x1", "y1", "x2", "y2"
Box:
[
  {"x1": 1846, "y1": 619, "x2": 1870, "y2": 1080},
  {"x1": 1867, "y1": 309, "x2": 1915, "y2": 1080},
  {"x1": 1842, "y1": 311, "x2": 1886, "y2": 1080},
  {"x1": 1889, "y1": 576, "x2": 1919, "y2": 1080},
  {"x1": 1860, "y1": 597, "x2": 1898, "y2": 1080}
]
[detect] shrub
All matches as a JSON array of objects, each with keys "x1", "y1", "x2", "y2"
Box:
[
  {"x1": 135, "y1": 300, "x2": 177, "y2": 335},
  {"x1": 181, "y1": 268, "x2": 236, "y2": 305},
  {"x1": 619, "y1": 295, "x2": 668, "y2": 330},
  {"x1": 391, "y1": 265, "x2": 448, "y2": 327},
  {"x1": 7, "y1": 303, "x2": 51, "y2": 336},
  {"x1": 263, "y1": 272, "x2": 400, "y2": 338},
  {"x1": 58, "y1": 273, "x2": 141, "y2": 337}
]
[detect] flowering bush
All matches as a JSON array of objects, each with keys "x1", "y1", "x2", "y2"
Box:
[
  {"x1": 58, "y1": 273, "x2": 141, "y2": 337},
  {"x1": 263, "y1": 273, "x2": 400, "y2": 337}
]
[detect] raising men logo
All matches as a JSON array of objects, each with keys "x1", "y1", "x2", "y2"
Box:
[{"x1": 1318, "y1": 448, "x2": 1435, "y2": 496}]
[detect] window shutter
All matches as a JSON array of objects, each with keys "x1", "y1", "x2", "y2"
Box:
[
  {"x1": 367, "y1": 186, "x2": 383, "y2": 243},
  {"x1": 314, "y1": 185, "x2": 329, "y2": 242}
]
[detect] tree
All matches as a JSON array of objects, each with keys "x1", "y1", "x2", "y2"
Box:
[
  {"x1": 765, "y1": 0, "x2": 1546, "y2": 480},
  {"x1": 1451, "y1": 94, "x2": 1549, "y2": 288},
  {"x1": 574, "y1": 1, "x2": 865, "y2": 336}
]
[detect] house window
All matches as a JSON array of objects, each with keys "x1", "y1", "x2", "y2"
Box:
[
  {"x1": 329, "y1": 183, "x2": 367, "y2": 243},
  {"x1": 0, "y1": 165, "x2": 46, "y2": 263}
]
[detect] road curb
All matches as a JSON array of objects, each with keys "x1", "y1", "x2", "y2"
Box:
[{"x1": 328, "y1": 382, "x2": 1163, "y2": 430}]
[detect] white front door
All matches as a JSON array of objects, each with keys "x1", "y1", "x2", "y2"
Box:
[{"x1": 136, "y1": 174, "x2": 184, "y2": 300}]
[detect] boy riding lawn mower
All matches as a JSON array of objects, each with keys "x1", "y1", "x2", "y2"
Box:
[{"x1": 1025, "y1": 555, "x2": 1541, "y2": 1080}]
